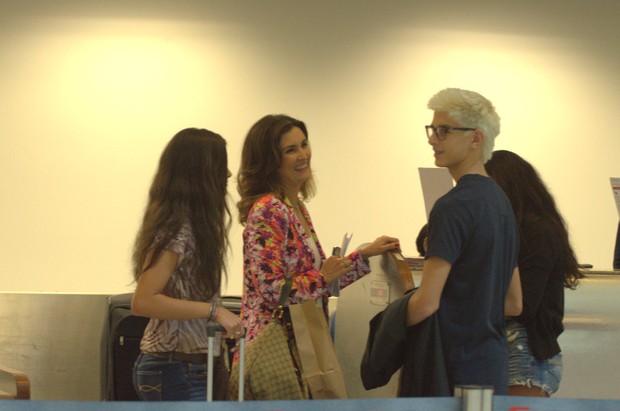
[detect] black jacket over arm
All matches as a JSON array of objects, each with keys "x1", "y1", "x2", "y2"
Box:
[{"x1": 361, "y1": 290, "x2": 451, "y2": 397}]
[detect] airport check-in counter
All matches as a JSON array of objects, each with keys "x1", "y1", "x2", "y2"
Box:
[
  {"x1": 332, "y1": 247, "x2": 620, "y2": 402},
  {"x1": 333, "y1": 250, "x2": 420, "y2": 398},
  {"x1": 1, "y1": 267, "x2": 619, "y2": 402}
]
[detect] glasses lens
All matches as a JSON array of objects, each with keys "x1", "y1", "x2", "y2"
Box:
[
  {"x1": 437, "y1": 127, "x2": 448, "y2": 140},
  {"x1": 425, "y1": 125, "x2": 434, "y2": 139},
  {"x1": 425, "y1": 125, "x2": 450, "y2": 140}
]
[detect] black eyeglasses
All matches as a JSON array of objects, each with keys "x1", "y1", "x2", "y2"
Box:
[{"x1": 425, "y1": 125, "x2": 476, "y2": 141}]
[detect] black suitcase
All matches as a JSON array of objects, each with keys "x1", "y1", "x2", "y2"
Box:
[
  {"x1": 101, "y1": 294, "x2": 242, "y2": 400},
  {"x1": 101, "y1": 293, "x2": 149, "y2": 401}
]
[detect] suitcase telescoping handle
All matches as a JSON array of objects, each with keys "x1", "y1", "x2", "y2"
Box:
[{"x1": 206, "y1": 322, "x2": 246, "y2": 402}]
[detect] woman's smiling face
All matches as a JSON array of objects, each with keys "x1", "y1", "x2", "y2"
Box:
[{"x1": 277, "y1": 126, "x2": 312, "y2": 194}]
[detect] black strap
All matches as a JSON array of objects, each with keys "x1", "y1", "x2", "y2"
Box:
[{"x1": 278, "y1": 277, "x2": 293, "y2": 306}]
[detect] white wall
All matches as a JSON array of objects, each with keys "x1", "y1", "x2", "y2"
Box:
[{"x1": 1, "y1": 0, "x2": 619, "y2": 295}]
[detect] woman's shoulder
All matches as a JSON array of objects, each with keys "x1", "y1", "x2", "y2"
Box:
[
  {"x1": 154, "y1": 219, "x2": 193, "y2": 242},
  {"x1": 254, "y1": 193, "x2": 279, "y2": 205},
  {"x1": 155, "y1": 220, "x2": 194, "y2": 257},
  {"x1": 252, "y1": 193, "x2": 286, "y2": 209},
  {"x1": 248, "y1": 194, "x2": 290, "y2": 218}
]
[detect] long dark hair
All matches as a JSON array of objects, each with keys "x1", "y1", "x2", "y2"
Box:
[
  {"x1": 485, "y1": 150, "x2": 583, "y2": 289},
  {"x1": 132, "y1": 128, "x2": 231, "y2": 297},
  {"x1": 236, "y1": 114, "x2": 316, "y2": 224}
]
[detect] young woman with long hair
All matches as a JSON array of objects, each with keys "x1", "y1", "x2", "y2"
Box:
[
  {"x1": 486, "y1": 149, "x2": 584, "y2": 397},
  {"x1": 131, "y1": 128, "x2": 243, "y2": 401}
]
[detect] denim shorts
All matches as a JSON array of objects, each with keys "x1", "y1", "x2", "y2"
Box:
[
  {"x1": 506, "y1": 321, "x2": 562, "y2": 396},
  {"x1": 132, "y1": 352, "x2": 228, "y2": 401}
]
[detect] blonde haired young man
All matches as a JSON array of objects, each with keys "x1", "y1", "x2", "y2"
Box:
[{"x1": 407, "y1": 88, "x2": 522, "y2": 395}]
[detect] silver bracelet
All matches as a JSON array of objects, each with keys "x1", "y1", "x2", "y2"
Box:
[{"x1": 207, "y1": 302, "x2": 216, "y2": 322}]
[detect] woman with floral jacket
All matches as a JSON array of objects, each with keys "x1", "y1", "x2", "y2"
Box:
[{"x1": 236, "y1": 114, "x2": 399, "y2": 349}]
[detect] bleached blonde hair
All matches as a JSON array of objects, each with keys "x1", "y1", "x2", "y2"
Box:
[{"x1": 428, "y1": 88, "x2": 500, "y2": 163}]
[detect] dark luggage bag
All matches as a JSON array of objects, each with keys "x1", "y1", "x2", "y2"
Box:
[
  {"x1": 101, "y1": 293, "x2": 242, "y2": 401},
  {"x1": 101, "y1": 293, "x2": 149, "y2": 401}
]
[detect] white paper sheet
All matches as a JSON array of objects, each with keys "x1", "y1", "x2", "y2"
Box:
[{"x1": 418, "y1": 167, "x2": 454, "y2": 220}]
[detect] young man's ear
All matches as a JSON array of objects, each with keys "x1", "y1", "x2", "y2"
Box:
[{"x1": 471, "y1": 129, "x2": 484, "y2": 148}]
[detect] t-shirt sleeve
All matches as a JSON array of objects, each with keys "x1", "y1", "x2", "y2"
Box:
[
  {"x1": 161, "y1": 223, "x2": 191, "y2": 264},
  {"x1": 426, "y1": 198, "x2": 470, "y2": 265}
]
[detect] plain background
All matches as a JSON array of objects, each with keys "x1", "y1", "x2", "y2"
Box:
[{"x1": 1, "y1": 0, "x2": 619, "y2": 295}]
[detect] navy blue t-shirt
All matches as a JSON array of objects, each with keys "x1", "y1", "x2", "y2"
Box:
[{"x1": 426, "y1": 174, "x2": 518, "y2": 394}]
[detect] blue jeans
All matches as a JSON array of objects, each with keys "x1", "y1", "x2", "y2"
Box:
[
  {"x1": 506, "y1": 321, "x2": 563, "y2": 396},
  {"x1": 133, "y1": 352, "x2": 228, "y2": 401}
]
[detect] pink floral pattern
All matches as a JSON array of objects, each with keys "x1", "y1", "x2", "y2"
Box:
[{"x1": 240, "y1": 194, "x2": 369, "y2": 347}]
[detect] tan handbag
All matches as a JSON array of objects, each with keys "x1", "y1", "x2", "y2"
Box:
[
  {"x1": 289, "y1": 299, "x2": 348, "y2": 399},
  {"x1": 229, "y1": 281, "x2": 309, "y2": 400}
]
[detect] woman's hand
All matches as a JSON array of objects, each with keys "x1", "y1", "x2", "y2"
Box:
[
  {"x1": 213, "y1": 306, "x2": 245, "y2": 340},
  {"x1": 359, "y1": 235, "x2": 400, "y2": 259},
  {"x1": 320, "y1": 255, "x2": 353, "y2": 285}
]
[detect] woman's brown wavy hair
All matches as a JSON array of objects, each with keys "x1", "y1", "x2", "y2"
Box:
[{"x1": 132, "y1": 128, "x2": 231, "y2": 297}]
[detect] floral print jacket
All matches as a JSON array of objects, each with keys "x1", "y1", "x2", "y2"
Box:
[{"x1": 241, "y1": 194, "x2": 370, "y2": 346}]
